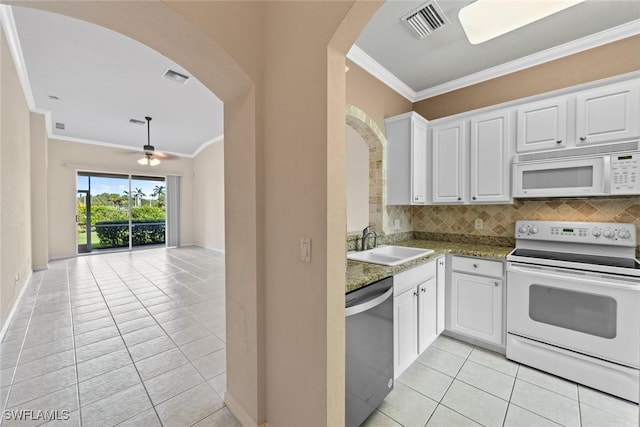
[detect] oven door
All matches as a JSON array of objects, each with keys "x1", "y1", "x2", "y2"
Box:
[
  {"x1": 507, "y1": 262, "x2": 640, "y2": 368},
  {"x1": 513, "y1": 156, "x2": 608, "y2": 197}
]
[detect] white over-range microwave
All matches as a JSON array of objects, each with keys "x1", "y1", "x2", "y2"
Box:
[{"x1": 513, "y1": 142, "x2": 640, "y2": 198}]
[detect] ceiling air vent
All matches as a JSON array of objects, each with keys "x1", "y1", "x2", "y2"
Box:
[
  {"x1": 163, "y1": 69, "x2": 190, "y2": 85},
  {"x1": 129, "y1": 118, "x2": 146, "y2": 125},
  {"x1": 402, "y1": 0, "x2": 449, "y2": 39},
  {"x1": 55, "y1": 122, "x2": 65, "y2": 130}
]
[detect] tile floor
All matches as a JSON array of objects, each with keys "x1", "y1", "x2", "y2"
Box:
[
  {"x1": 363, "y1": 334, "x2": 639, "y2": 427},
  {"x1": 3, "y1": 247, "x2": 639, "y2": 427},
  {"x1": 0, "y1": 247, "x2": 239, "y2": 426}
]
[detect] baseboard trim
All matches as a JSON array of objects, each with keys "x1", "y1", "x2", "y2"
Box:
[
  {"x1": 0, "y1": 270, "x2": 33, "y2": 342},
  {"x1": 33, "y1": 264, "x2": 48, "y2": 271},
  {"x1": 195, "y1": 244, "x2": 225, "y2": 254},
  {"x1": 225, "y1": 391, "x2": 266, "y2": 427}
]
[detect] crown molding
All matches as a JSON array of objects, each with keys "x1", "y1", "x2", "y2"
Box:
[
  {"x1": 0, "y1": 5, "x2": 36, "y2": 108},
  {"x1": 349, "y1": 19, "x2": 640, "y2": 103},
  {"x1": 191, "y1": 134, "x2": 224, "y2": 157},
  {"x1": 346, "y1": 44, "x2": 416, "y2": 102}
]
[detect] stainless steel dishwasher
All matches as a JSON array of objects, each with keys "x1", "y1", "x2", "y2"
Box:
[{"x1": 345, "y1": 276, "x2": 394, "y2": 427}]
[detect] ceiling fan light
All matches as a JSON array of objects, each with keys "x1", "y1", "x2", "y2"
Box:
[
  {"x1": 137, "y1": 157, "x2": 149, "y2": 165},
  {"x1": 149, "y1": 158, "x2": 161, "y2": 166},
  {"x1": 459, "y1": 0, "x2": 586, "y2": 45}
]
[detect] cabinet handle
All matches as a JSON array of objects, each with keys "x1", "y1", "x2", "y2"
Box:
[
  {"x1": 413, "y1": 291, "x2": 418, "y2": 297},
  {"x1": 556, "y1": 140, "x2": 562, "y2": 144},
  {"x1": 494, "y1": 282, "x2": 499, "y2": 287},
  {"x1": 421, "y1": 288, "x2": 426, "y2": 293},
  {"x1": 472, "y1": 196, "x2": 476, "y2": 200},
  {"x1": 457, "y1": 197, "x2": 461, "y2": 201},
  {"x1": 473, "y1": 263, "x2": 478, "y2": 268},
  {"x1": 580, "y1": 136, "x2": 587, "y2": 141}
]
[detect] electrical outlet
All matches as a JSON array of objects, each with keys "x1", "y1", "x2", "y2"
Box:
[
  {"x1": 475, "y1": 219, "x2": 483, "y2": 230},
  {"x1": 394, "y1": 219, "x2": 401, "y2": 231}
]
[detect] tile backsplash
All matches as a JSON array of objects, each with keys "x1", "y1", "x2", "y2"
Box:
[{"x1": 413, "y1": 196, "x2": 640, "y2": 238}]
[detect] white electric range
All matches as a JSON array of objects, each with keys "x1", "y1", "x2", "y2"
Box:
[{"x1": 506, "y1": 220, "x2": 640, "y2": 403}]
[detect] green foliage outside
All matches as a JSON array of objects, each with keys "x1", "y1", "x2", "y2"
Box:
[
  {"x1": 95, "y1": 220, "x2": 165, "y2": 247},
  {"x1": 77, "y1": 191, "x2": 166, "y2": 249}
]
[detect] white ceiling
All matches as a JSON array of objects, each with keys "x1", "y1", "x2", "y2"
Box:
[
  {"x1": 354, "y1": 0, "x2": 640, "y2": 100},
  {"x1": 6, "y1": 5, "x2": 224, "y2": 157}
]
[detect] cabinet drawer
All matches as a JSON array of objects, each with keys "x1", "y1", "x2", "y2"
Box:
[
  {"x1": 451, "y1": 256, "x2": 503, "y2": 278},
  {"x1": 394, "y1": 260, "x2": 436, "y2": 296}
]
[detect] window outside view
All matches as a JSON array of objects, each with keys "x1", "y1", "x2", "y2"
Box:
[{"x1": 77, "y1": 173, "x2": 166, "y2": 252}]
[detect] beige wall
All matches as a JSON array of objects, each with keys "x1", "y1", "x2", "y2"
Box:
[
  {"x1": 1, "y1": 29, "x2": 32, "y2": 328},
  {"x1": 193, "y1": 141, "x2": 225, "y2": 251},
  {"x1": 30, "y1": 113, "x2": 48, "y2": 270},
  {"x1": 346, "y1": 59, "x2": 412, "y2": 129},
  {"x1": 47, "y1": 139, "x2": 195, "y2": 259},
  {"x1": 414, "y1": 35, "x2": 640, "y2": 119}
]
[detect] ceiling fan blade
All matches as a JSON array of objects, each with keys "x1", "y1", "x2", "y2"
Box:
[{"x1": 153, "y1": 151, "x2": 176, "y2": 160}]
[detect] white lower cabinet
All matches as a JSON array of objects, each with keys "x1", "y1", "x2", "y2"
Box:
[
  {"x1": 447, "y1": 256, "x2": 504, "y2": 347},
  {"x1": 393, "y1": 257, "x2": 444, "y2": 378}
]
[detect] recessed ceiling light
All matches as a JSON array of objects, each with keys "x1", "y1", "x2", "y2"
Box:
[
  {"x1": 163, "y1": 69, "x2": 190, "y2": 85},
  {"x1": 459, "y1": 0, "x2": 585, "y2": 45}
]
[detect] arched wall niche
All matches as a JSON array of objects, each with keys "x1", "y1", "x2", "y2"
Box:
[{"x1": 345, "y1": 104, "x2": 390, "y2": 235}]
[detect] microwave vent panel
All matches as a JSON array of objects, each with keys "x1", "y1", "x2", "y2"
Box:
[{"x1": 516, "y1": 141, "x2": 640, "y2": 162}]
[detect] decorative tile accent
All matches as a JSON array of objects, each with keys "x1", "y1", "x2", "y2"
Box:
[{"x1": 413, "y1": 196, "x2": 640, "y2": 253}]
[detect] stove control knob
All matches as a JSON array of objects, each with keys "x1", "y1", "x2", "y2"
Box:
[
  {"x1": 603, "y1": 229, "x2": 614, "y2": 238},
  {"x1": 530, "y1": 227, "x2": 539, "y2": 234},
  {"x1": 518, "y1": 226, "x2": 528, "y2": 234},
  {"x1": 618, "y1": 229, "x2": 630, "y2": 239},
  {"x1": 592, "y1": 228, "x2": 602, "y2": 237}
]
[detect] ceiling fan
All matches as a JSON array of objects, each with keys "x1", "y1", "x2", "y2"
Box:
[{"x1": 137, "y1": 116, "x2": 173, "y2": 166}]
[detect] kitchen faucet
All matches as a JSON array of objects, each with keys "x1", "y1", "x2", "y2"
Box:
[{"x1": 361, "y1": 226, "x2": 378, "y2": 251}]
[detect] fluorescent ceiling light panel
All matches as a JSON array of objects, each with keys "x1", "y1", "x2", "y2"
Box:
[{"x1": 459, "y1": 0, "x2": 586, "y2": 44}]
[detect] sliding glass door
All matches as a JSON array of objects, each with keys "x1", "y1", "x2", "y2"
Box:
[{"x1": 76, "y1": 172, "x2": 166, "y2": 253}]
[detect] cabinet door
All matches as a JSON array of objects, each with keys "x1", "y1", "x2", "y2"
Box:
[
  {"x1": 576, "y1": 82, "x2": 640, "y2": 145},
  {"x1": 411, "y1": 118, "x2": 428, "y2": 204},
  {"x1": 449, "y1": 272, "x2": 502, "y2": 345},
  {"x1": 418, "y1": 278, "x2": 437, "y2": 353},
  {"x1": 432, "y1": 121, "x2": 466, "y2": 203},
  {"x1": 436, "y1": 256, "x2": 446, "y2": 335},
  {"x1": 394, "y1": 287, "x2": 418, "y2": 378},
  {"x1": 470, "y1": 110, "x2": 511, "y2": 203},
  {"x1": 516, "y1": 97, "x2": 567, "y2": 152}
]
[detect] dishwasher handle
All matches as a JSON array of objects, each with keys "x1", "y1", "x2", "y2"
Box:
[{"x1": 345, "y1": 286, "x2": 393, "y2": 318}]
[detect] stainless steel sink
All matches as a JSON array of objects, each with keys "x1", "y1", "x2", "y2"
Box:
[{"x1": 347, "y1": 245, "x2": 434, "y2": 266}]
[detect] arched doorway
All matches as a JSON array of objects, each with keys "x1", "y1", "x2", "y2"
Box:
[{"x1": 15, "y1": 2, "x2": 381, "y2": 425}]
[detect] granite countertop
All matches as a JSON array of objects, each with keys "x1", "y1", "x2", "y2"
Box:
[{"x1": 346, "y1": 239, "x2": 513, "y2": 293}]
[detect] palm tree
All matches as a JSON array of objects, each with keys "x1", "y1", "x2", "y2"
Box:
[
  {"x1": 133, "y1": 188, "x2": 146, "y2": 207},
  {"x1": 152, "y1": 185, "x2": 166, "y2": 207}
]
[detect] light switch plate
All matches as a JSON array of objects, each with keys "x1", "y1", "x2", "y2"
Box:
[
  {"x1": 475, "y1": 219, "x2": 483, "y2": 230},
  {"x1": 300, "y1": 237, "x2": 311, "y2": 263},
  {"x1": 394, "y1": 219, "x2": 401, "y2": 230}
]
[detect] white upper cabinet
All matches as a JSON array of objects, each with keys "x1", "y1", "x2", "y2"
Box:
[
  {"x1": 516, "y1": 97, "x2": 567, "y2": 152},
  {"x1": 432, "y1": 112, "x2": 512, "y2": 205},
  {"x1": 576, "y1": 82, "x2": 640, "y2": 145},
  {"x1": 432, "y1": 121, "x2": 466, "y2": 203},
  {"x1": 386, "y1": 112, "x2": 429, "y2": 205},
  {"x1": 470, "y1": 110, "x2": 511, "y2": 203}
]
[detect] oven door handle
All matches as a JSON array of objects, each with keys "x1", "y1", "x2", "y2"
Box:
[{"x1": 508, "y1": 263, "x2": 640, "y2": 290}]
